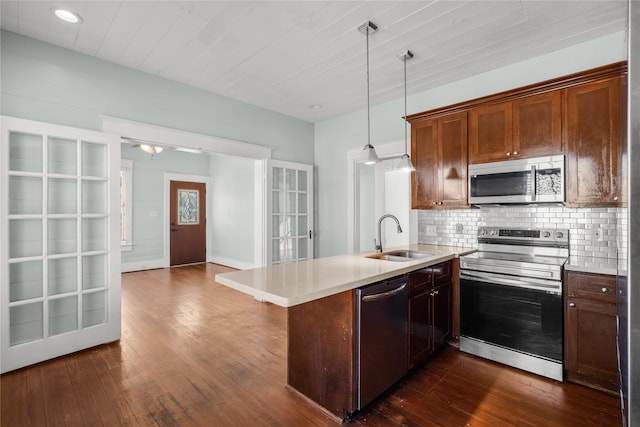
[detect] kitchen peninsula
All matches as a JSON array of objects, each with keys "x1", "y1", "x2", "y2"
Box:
[{"x1": 215, "y1": 244, "x2": 474, "y2": 421}]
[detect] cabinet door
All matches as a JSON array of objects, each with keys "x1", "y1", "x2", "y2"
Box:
[
  {"x1": 564, "y1": 77, "x2": 624, "y2": 207},
  {"x1": 438, "y1": 112, "x2": 468, "y2": 208},
  {"x1": 411, "y1": 118, "x2": 439, "y2": 209},
  {"x1": 565, "y1": 297, "x2": 619, "y2": 393},
  {"x1": 432, "y1": 282, "x2": 452, "y2": 349},
  {"x1": 513, "y1": 91, "x2": 562, "y2": 157},
  {"x1": 469, "y1": 101, "x2": 513, "y2": 164},
  {"x1": 409, "y1": 292, "x2": 432, "y2": 369}
]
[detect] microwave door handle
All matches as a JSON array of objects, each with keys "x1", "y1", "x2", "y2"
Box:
[{"x1": 531, "y1": 165, "x2": 536, "y2": 201}]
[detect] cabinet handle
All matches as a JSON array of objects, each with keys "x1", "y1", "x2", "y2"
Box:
[
  {"x1": 433, "y1": 201, "x2": 438, "y2": 205},
  {"x1": 506, "y1": 152, "x2": 511, "y2": 157},
  {"x1": 614, "y1": 196, "x2": 618, "y2": 201},
  {"x1": 513, "y1": 151, "x2": 519, "y2": 155},
  {"x1": 569, "y1": 302, "x2": 576, "y2": 308},
  {"x1": 602, "y1": 287, "x2": 608, "y2": 293},
  {"x1": 434, "y1": 290, "x2": 439, "y2": 295}
]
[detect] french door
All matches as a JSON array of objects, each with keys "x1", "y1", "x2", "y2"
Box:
[
  {"x1": 1, "y1": 116, "x2": 121, "y2": 373},
  {"x1": 267, "y1": 160, "x2": 313, "y2": 264}
]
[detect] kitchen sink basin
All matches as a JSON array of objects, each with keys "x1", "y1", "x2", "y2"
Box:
[{"x1": 365, "y1": 250, "x2": 433, "y2": 262}]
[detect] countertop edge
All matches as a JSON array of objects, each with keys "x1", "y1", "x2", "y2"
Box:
[{"x1": 215, "y1": 245, "x2": 474, "y2": 307}]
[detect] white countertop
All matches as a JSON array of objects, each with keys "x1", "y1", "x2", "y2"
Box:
[
  {"x1": 565, "y1": 256, "x2": 625, "y2": 276},
  {"x1": 215, "y1": 244, "x2": 475, "y2": 307}
]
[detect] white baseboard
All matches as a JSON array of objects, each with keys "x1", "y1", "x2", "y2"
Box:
[
  {"x1": 121, "y1": 256, "x2": 256, "y2": 273},
  {"x1": 208, "y1": 255, "x2": 256, "y2": 270},
  {"x1": 121, "y1": 259, "x2": 165, "y2": 273}
]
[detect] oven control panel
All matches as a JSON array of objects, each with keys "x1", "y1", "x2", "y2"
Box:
[{"x1": 478, "y1": 227, "x2": 569, "y2": 245}]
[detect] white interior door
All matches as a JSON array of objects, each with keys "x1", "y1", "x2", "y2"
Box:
[
  {"x1": 1, "y1": 116, "x2": 121, "y2": 373},
  {"x1": 266, "y1": 160, "x2": 313, "y2": 264}
]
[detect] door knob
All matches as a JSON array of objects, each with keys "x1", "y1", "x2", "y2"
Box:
[{"x1": 569, "y1": 302, "x2": 576, "y2": 308}]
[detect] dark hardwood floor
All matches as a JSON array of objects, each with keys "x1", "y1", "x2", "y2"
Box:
[{"x1": 1, "y1": 263, "x2": 622, "y2": 426}]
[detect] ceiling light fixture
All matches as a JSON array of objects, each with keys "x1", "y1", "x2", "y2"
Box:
[
  {"x1": 357, "y1": 21, "x2": 380, "y2": 165},
  {"x1": 139, "y1": 144, "x2": 164, "y2": 154},
  {"x1": 54, "y1": 9, "x2": 82, "y2": 24},
  {"x1": 397, "y1": 50, "x2": 415, "y2": 172}
]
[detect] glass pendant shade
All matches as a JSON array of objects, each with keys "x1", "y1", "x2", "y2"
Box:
[
  {"x1": 398, "y1": 153, "x2": 415, "y2": 172},
  {"x1": 360, "y1": 143, "x2": 380, "y2": 165}
]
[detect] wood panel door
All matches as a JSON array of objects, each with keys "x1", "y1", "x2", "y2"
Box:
[
  {"x1": 564, "y1": 76, "x2": 624, "y2": 207},
  {"x1": 170, "y1": 181, "x2": 206, "y2": 266},
  {"x1": 468, "y1": 101, "x2": 513, "y2": 164},
  {"x1": 513, "y1": 91, "x2": 562, "y2": 157}
]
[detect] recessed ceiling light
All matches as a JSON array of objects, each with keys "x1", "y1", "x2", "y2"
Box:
[
  {"x1": 54, "y1": 9, "x2": 82, "y2": 24},
  {"x1": 308, "y1": 104, "x2": 322, "y2": 110}
]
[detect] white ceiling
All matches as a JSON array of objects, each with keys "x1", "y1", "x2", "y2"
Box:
[{"x1": 0, "y1": 1, "x2": 629, "y2": 123}]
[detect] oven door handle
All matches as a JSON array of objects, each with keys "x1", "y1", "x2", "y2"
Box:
[
  {"x1": 460, "y1": 262, "x2": 557, "y2": 279},
  {"x1": 460, "y1": 271, "x2": 561, "y2": 294}
]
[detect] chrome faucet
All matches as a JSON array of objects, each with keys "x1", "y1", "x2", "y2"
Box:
[{"x1": 375, "y1": 214, "x2": 403, "y2": 253}]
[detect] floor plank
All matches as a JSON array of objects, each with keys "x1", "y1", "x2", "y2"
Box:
[{"x1": 1, "y1": 263, "x2": 622, "y2": 426}]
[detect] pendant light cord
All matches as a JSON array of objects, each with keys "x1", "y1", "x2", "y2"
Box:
[
  {"x1": 404, "y1": 53, "x2": 408, "y2": 155},
  {"x1": 366, "y1": 26, "x2": 371, "y2": 148}
]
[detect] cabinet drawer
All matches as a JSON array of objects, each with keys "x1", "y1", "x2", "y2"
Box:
[
  {"x1": 409, "y1": 268, "x2": 432, "y2": 297},
  {"x1": 565, "y1": 271, "x2": 616, "y2": 302},
  {"x1": 432, "y1": 261, "x2": 452, "y2": 285}
]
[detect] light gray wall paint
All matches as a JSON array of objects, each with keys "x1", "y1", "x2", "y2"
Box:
[
  {"x1": 0, "y1": 31, "x2": 314, "y2": 164},
  {"x1": 120, "y1": 145, "x2": 210, "y2": 264},
  {"x1": 1, "y1": 30, "x2": 314, "y2": 267},
  {"x1": 209, "y1": 154, "x2": 255, "y2": 265},
  {"x1": 314, "y1": 31, "x2": 628, "y2": 257}
]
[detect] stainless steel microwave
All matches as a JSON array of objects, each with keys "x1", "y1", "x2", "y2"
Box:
[{"x1": 468, "y1": 155, "x2": 565, "y2": 205}]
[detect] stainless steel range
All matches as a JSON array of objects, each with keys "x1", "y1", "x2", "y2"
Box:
[{"x1": 459, "y1": 227, "x2": 569, "y2": 381}]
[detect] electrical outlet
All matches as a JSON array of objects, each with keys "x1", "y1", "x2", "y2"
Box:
[
  {"x1": 426, "y1": 225, "x2": 437, "y2": 236},
  {"x1": 592, "y1": 226, "x2": 604, "y2": 242},
  {"x1": 455, "y1": 223, "x2": 463, "y2": 234}
]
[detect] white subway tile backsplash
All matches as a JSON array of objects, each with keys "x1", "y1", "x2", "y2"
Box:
[{"x1": 417, "y1": 206, "x2": 627, "y2": 262}]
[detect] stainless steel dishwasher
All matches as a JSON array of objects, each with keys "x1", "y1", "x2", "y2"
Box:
[{"x1": 356, "y1": 276, "x2": 408, "y2": 410}]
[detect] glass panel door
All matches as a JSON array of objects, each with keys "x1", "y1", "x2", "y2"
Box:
[
  {"x1": 1, "y1": 116, "x2": 121, "y2": 373},
  {"x1": 267, "y1": 160, "x2": 313, "y2": 265}
]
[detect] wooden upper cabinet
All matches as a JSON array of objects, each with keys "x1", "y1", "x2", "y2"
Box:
[
  {"x1": 468, "y1": 101, "x2": 512, "y2": 163},
  {"x1": 513, "y1": 91, "x2": 562, "y2": 157},
  {"x1": 439, "y1": 113, "x2": 468, "y2": 208},
  {"x1": 412, "y1": 118, "x2": 438, "y2": 208},
  {"x1": 411, "y1": 112, "x2": 468, "y2": 209},
  {"x1": 469, "y1": 92, "x2": 562, "y2": 164},
  {"x1": 564, "y1": 76, "x2": 625, "y2": 207}
]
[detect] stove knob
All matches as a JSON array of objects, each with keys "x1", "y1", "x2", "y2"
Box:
[
  {"x1": 542, "y1": 231, "x2": 551, "y2": 238},
  {"x1": 555, "y1": 231, "x2": 564, "y2": 239}
]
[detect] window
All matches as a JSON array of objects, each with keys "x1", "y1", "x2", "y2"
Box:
[{"x1": 120, "y1": 159, "x2": 133, "y2": 251}]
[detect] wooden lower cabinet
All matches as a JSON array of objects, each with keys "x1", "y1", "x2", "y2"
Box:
[
  {"x1": 287, "y1": 261, "x2": 454, "y2": 420},
  {"x1": 408, "y1": 261, "x2": 452, "y2": 369},
  {"x1": 288, "y1": 290, "x2": 356, "y2": 419},
  {"x1": 564, "y1": 271, "x2": 619, "y2": 394}
]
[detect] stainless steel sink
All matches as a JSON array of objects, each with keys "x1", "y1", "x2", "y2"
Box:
[{"x1": 365, "y1": 250, "x2": 433, "y2": 262}]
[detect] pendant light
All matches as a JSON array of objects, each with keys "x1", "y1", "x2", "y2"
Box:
[
  {"x1": 397, "y1": 50, "x2": 415, "y2": 172},
  {"x1": 357, "y1": 21, "x2": 380, "y2": 165}
]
